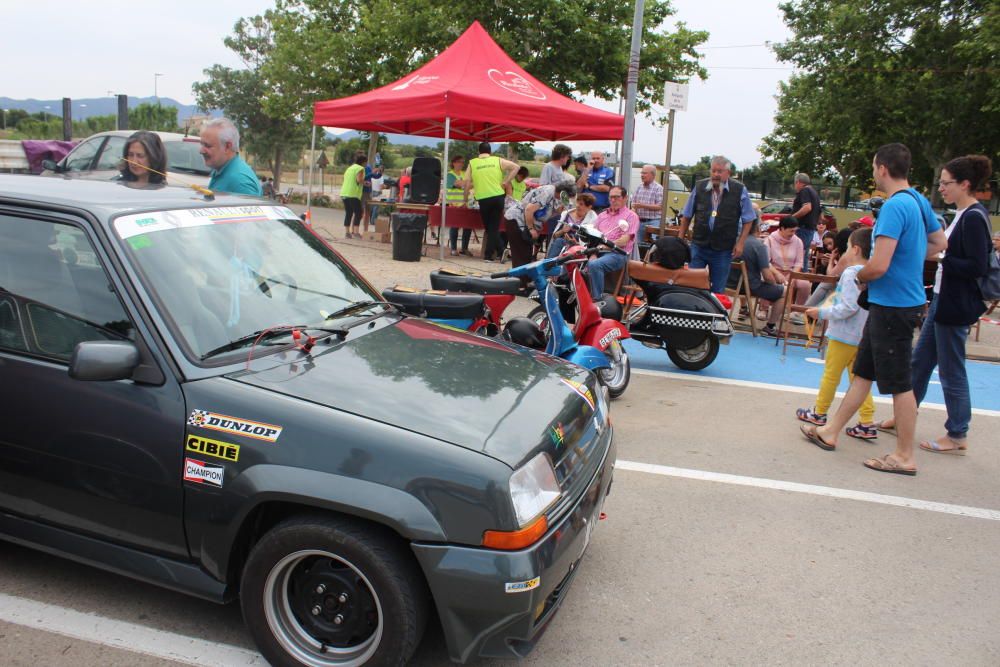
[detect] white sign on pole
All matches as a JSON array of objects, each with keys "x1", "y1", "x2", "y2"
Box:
[{"x1": 664, "y1": 82, "x2": 689, "y2": 112}]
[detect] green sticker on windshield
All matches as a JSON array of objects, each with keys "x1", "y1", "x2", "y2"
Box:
[{"x1": 128, "y1": 234, "x2": 153, "y2": 250}]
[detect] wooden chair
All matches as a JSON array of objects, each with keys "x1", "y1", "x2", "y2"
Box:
[
  {"x1": 973, "y1": 299, "x2": 999, "y2": 342},
  {"x1": 725, "y1": 260, "x2": 758, "y2": 337},
  {"x1": 774, "y1": 271, "x2": 839, "y2": 354}
]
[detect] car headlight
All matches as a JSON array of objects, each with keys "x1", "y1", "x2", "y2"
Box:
[{"x1": 509, "y1": 452, "x2": 561, "y2": 526}]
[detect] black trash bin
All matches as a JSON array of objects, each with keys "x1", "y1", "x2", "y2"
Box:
[{"x1": 391, "y1": 213, "x2": 427, "y2": 262}]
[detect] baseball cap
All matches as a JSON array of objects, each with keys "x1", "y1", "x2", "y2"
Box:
[{"x1": 857, "y1": 216, "x2": 874, "y2": 227}]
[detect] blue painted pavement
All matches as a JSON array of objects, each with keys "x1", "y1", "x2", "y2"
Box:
[{"x1": 624, "y1": 333, "x2": 1000, "y2": 412}]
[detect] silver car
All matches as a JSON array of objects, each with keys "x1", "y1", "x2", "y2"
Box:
[{"x1": 41, "y1": 130, "x2": 211, "y2": 187}]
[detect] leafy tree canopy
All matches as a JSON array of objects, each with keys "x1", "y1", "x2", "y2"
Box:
[
  {"x1": 263, "y1": 0, "x2": 707, "y2": 121},
  {"x1": 762, "y1": 0, "x2": 999, "y2": 198},
  {"x1": 193, "y1": 10, "x2": 310, "y2": 188}
]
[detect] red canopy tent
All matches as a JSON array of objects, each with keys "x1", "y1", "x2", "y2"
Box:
[
  {"x1": 310, "y1": 21, "x2": 624, "y2": 257},
  {"x1": 312, "y1": 21, "x2": 624, "y2": 142}
]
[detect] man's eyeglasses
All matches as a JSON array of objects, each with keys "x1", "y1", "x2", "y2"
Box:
[
  {"x1": 609, "y1": 194, "x2": 625, "y2": 199},
  {"x1": 936, "y1": 179, "x2": 957, "y2": 187}
]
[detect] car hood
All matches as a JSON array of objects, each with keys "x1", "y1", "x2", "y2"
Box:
[{"x1": 227, "y1": 317, "x2": 604, "y2": 469}]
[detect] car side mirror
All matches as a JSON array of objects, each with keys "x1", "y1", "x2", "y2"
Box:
[
  {"x1": 41, "y1": 159, "x2": 63, "y2": 173},
  {"x1": 69, "y1": 341, "x2": 140, "y2": 381}
]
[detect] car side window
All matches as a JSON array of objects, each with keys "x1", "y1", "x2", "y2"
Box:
[
  {"x1": 0, "y1": 215, "x2": 134, "y2": 361},
  {"x1": 95, "y1": 136, "x2": 127, "y2": 171},
  {"x1": 63, "y1": 137, "x2": 103, "y2": 172}
]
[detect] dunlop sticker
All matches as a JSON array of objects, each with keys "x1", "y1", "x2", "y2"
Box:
[
  {"x1": 505, "y1": 576, "x2": 541, "y2": 594},
  {"x1": 186, "y1": 434, "x2": 240, "y2": 462},
  {"x1": 183, "y1": 458, "x2": 225, "y2": 487},
  {"x1": 187, "y1": 410, "x2": 282, "y2": 442}
]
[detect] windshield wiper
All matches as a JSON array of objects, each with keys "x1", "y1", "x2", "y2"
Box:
[
  {"x1": 324, "y1": 300, "x2": 395, "y2": 322},
  {"x1": 200, "y1": 324, "x2": 347, "y2": 361}
]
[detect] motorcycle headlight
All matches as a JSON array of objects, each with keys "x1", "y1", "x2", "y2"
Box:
[{"x1": 509, "y1": 452, "x2": 561, "y2": 526}]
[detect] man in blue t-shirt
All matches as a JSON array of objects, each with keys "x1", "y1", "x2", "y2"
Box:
[
  {"x1": 804, "y1": 143, "x2": 946, "y2": 477},
  {"x1": 200, "y1": 118, "x2": 262, "y2": 196},
  {"x1": 576, "y1": 150, "x2": 615, "y2": 212}
]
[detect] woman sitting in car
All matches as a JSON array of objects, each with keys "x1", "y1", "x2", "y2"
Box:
[{"x1": 119, "y1": 131, "x2": 167, "y2": 187}]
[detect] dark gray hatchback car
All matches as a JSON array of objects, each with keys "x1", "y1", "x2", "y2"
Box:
[{"x1": 0, "y1": 176, "x2": 615, "y2": 666}]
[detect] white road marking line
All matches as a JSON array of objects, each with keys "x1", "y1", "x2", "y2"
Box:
[
  {"x1": 616, "y1": 459, "x2": 1000, "y2": 522},
  {"x1": 0, "y1": 593, "x2": 264, "y2": 666},
  {"x1": 630, "y1": 368, "x2": 1000, "y2": 418}
]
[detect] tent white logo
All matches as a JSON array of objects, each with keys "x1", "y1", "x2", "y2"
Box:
[
  {"x1": 487, "y1": 69, "x2": 546, "y2": 100},
  {"x1": 392, "y1": 75, "x2": 439, "y2": 91}
]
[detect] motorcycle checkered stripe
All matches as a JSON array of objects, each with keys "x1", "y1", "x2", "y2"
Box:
[{"x1": 650, "y1": 313, "x2": 713, "y2": 330}]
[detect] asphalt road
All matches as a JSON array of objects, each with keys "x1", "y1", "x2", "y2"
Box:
[{"x1": 2, "y1": 370, "x2": 999, "y2": 666}]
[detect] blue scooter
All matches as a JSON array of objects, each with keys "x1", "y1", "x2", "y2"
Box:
[{"x1": 488, "y1": 228, "x2": 632, "y2": 397}]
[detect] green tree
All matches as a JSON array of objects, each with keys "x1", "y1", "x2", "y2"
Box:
[
  {"x1": 129, "y1": 103, "x2": 179, "y2": 132},
  {"x1": 263, "y1": 0, "x2": 707, "y2": 129},
  {"x1": 762, "y1": 0, "x2": 999, "y2": 203},
  {"x1": 193, "y1": 10, "x2": 310, "y2": 190}
]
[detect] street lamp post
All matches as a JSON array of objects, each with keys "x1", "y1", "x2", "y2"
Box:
[
  {"x1": 154, "y1": 73, "x2": 164, "y2": 103},
  {"x1": 2, "y1": 109, "x2": 7, "y2": 131}
]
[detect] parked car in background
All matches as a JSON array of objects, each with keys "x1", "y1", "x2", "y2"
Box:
[
  {"x1": 0, "y1": 176, "x2": 615, "y2": 667},
  {"x1": 40, "y1": 131, "x2": 210, "y2": 187},
  {"x1": 759, "y1": 200, "x2": 837, "y2": 231}
]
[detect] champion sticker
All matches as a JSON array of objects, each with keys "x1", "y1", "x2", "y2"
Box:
[
  {"x1": 505, "y1": 576, "x2": 541, "y2": 594},
  {"x1": 559, "y1": 378, "x2": 595, "y2": 412},
  {"x1": 183, "y1": 458, "x2": 225, "y2": 487},
  {"x1": 186, "y1": 434, "x2": 240, "y2": 462},
  {"x1": 187, "y1": 410, "x2": 282, "y2": 442}
]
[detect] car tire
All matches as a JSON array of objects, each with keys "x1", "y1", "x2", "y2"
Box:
[{"x1": 240, "y1": 514, "x2": 428, "y2": 667}]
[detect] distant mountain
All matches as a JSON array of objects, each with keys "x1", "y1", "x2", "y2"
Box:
[
  {"x1": 325, "y1": 129, "x2": 441, "y2": 148},
  {"x1": 0, "y1": 96, "x2": 217, "y2": 120}
]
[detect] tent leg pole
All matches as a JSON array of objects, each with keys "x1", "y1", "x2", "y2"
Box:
[
  {"x1": 306, "y1": 125, "x2": 317, "y2": 223},
  {"x1": 440, "y1": 117, "x2": 450, "y2": 260}
]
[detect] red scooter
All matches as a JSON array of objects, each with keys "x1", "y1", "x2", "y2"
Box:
[{"x1": 380, "y1": 271, "x2": 521, "y2": 336}]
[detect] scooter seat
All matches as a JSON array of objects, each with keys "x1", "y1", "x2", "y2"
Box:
[
  {"x1": 430, "y1": 270, "x2": 522, "y2": 295},
  {"x1": 382, "y1": 287, "x2": 485, "y2": 319},
  {"x1": 627, "y1": 261, "x2": 711, "y2": 290}
]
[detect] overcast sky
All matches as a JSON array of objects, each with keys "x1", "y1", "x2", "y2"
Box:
[{"x1": 4, "y1": 0, "x2": 793, "y2": 168}]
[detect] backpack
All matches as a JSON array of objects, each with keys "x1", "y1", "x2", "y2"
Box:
[{"x1": 969, "y1": 208, "x2": 1000, "y2": 300}]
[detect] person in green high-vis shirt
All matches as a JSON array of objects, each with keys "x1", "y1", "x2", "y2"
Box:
[
  {"x1": 464, "y1": 142, "x2": 519, "y2": 262},
  {"x1": 341, "y1": 152, "x2": 366, "y2": 239},
  {"x1": 443, "y1": 155, "x2": 472, "y2": 256},
  {"x1": 509, "y1": 166, "x2": 529, "y2": 202}
]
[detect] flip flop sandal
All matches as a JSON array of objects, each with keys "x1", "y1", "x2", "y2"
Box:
[
  {"x1": 875, "y1": 420, "x2": 896, "y2": 435},
  {"x1": 863, "y1": 454, "x2": 916, "y2": 476},
  {"x1": 800, "y1": 424, "x2": 836, "y2": 451},
  {"x1": 919, "y1": 439, "x2": 967, "y2": 456}
]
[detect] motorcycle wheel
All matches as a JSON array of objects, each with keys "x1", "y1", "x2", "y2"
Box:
[
  {"x1": 527, "y1": 306, "x2": 550, "y2": 337},
  {"x1": 597, "y1": 340, "x2": 630, "y2": 399},
  {"x1": 666, "y1": 336, "x2": 720, "y2": 371}
]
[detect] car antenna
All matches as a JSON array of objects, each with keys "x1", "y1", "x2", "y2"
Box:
[{"x1": 121, "y1": 157, "x2": 215, "y2": 200}]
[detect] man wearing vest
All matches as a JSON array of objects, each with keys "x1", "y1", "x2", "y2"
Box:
[
  {"x1": 464, "y1": 143, "x2": 520, "y2": 261},
  {"x1": 678, "y1": 155, "x2": 757, "y2": 293},
  {"x1": 442, "y1": 155, "x2": 472, "y2": 256}
]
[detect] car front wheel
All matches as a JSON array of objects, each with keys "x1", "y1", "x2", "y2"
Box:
[{"x1": 241, "y1": 515, "x2": 428, "y2": 667}]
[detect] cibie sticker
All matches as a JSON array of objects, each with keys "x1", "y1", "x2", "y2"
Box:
[
  {"x1": 186, "y1": 434, "x2": 240, "y2": 462},
  {"x1": 188, "y1": 410, "x2": 282, "y2": 442},
  {"x1": 505, "y1": 577, "x2": 541, "y2": 594},
  {"x1": 183, "y1": 458, "x2": 225, "y2": 487}
]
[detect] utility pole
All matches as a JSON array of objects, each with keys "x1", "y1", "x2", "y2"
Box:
[
  {"x1": 619, "y1": 0, "x2": 645, "y2": 192},
  {"x1": 154, "y1": 73, "x2": 164, "y2": 104}
]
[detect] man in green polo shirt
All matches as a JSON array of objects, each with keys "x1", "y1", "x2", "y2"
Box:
[
  {"x1": 463, "y1": 142, "x2": 519, "y2": 261},
  {"x1": 200, "y1": 118, "x2": 263, "y2": 196}
]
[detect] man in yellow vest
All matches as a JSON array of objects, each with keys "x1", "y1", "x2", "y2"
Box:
[
  {"x1": 443, "y1": 155, "x2": 472, "y2": 256},
  {"x1": 464, "y1": 142, "x2": 520, "y2": 262}
]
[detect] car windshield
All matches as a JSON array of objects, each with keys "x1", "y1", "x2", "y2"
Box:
[
  {"x1": 165, "y1": 140, "x2": 211, "y2": 176},
  {"x1": 113, "y1": 205, "x2": 379, "y2": 361}
]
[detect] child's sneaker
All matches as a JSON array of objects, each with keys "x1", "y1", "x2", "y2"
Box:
[
  {"x1": 845, "y1": 422, "x2": 878, "y2": 440},
  {"x1": 796, "y1": 407, "x2": 827, "y2": 425}
]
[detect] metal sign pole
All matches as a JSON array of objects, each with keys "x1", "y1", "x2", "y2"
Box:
[{"x1": 659, "y1": 108, "x2": 675, "y2": 234}]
